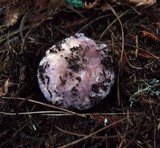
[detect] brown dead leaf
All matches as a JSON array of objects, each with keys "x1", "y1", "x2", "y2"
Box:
[
  {"x1": 4, "y1": 8, "x2": 20, "y2": 27},
  {"x1": 0, "y1": 79, "x2": 9, "y2": 96},
  {"x1": 118, "y1": 0, "x2": 157, "y2": 7},
  {"x1": 128, "y1": 0, "x2": 156, "y2": 6},
  {"x1": 158, "y1": 122, "x2": 160, "y2": 131},
  {"x1": 141, "y1": 30, "x2": 160, "y2": 42},
  {"x1": 100, "y1": 3, "x2": 111, "y2": 12},
  {"x1": 84, "y1": 0, "x2": 100, "y2": 9},
  {"x1": 106, "y1": 0, "x2": 156, "y2": 7},
  {"x1": 139, "y1": 98, "x2": 156, "y2": 104},
  {"x1": 61, "y1": 19, "x2": 88, "y2": 28}
]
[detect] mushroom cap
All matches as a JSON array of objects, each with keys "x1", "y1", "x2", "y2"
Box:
[{"x1": 37, "y1": 33, "x2": 115, "y2": 110}]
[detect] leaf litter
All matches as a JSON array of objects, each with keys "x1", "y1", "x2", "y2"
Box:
[{"x1": 0, "y1": 0, "x2": 159, "y2": 147}]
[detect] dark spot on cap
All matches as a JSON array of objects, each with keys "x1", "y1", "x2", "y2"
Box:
[
  {"x1": 69, "y1": 72, "x2": 73, "y2": 77},
  {"x1": 105, "y1": 77, "x2": 111, "y2": 83},
  {"x1": 48, "y1": 89, "x2": 52, "y2": 98},
  {"x1": 91, "y1": 84, "x2": 99, "y2": 93},
  {"x1": 76, "y1": 77, "x2": 81, "y2": 82},
  {"x1": 54, "y1": 90, "x2": 58, "y2": 94},
  {"x1": 39, "y1": 73, "x2": 45, "y2": 84},
  {"x1": 56, "y1": 101, "x2": 63, "y2": 106},
  {"x1": 101, "y1": 85, "x2": 108, "y2": 91},
  {"x1": 70, "y1": 46, "x2": 80, "y2": 52},
  {"x1": 59, "y1": 76, "x2": 66, "y2": 85},
  {"x1": 74, "y1": 55, "x2": 80, "y2": 61},
  {"x1": 65, "y1": 57, "x2": 68, "y2": 60},
  {"x1": 55, "y1": 43, "x2": 62, "y2": 51},
  {"x1": 50, "y1": 49, "x2": 58, "y2": 54},
  {"x1": 64, "y1": 73, "x2": 68, "y2": 77},
  {"x1": 45, "y1": 75, "x2": 50, "y2": 88},
  {"x1": 38, "y1": 64, "x2": 47, "y2": 84},
  {"x1": 68, "y1": 58, "x2": 81, "y2": 71},
  {"x1": 71, "y1": 87, "x2": 78, "y2": 96}
]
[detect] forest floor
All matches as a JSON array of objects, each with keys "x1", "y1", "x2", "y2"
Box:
[{"x1": 0, "y1": 0, "x2": 160, "y2": 147}]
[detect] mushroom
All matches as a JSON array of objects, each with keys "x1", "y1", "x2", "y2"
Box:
[{"x1": 37, "y1": 33, "x2": 115, "y2": 110}]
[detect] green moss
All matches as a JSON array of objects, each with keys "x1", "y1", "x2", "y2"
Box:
[{"x1": 67, "y1": 0, "x2": 84, "y2": 8}]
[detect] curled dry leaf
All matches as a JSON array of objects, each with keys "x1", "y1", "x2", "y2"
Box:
[
  {"x1": 0, "y1": 79, "x2": 9, "y2": 96},
  {"x1": 141, "y1": 30, "x2": 160, "y2": 42},
  {"x1": 3, "y1": 0, "x2": 64, "y2": 27},
  {"x1": 84, "y1": 0, "x2": 100, "y2": 9},
  {"x1": 101, "y1": 0, "x2": 156, "y2": 8},
  {"x1": 127, "y1": 0, "x2": 156, "y2": 6},
  {"x1": 100, "y1": 3, "x2": 111, "y2": 12},
  {"x1": 158, "y1": 122, "x2": 160, "y2": 131},
  {"x1": 4, "y1": 9, "x2": 20, "y2": 27}
]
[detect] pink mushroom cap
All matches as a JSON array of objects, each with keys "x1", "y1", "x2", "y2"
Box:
[{"x1": 37, "y1": 33, "x2": 115, "y2": 110}]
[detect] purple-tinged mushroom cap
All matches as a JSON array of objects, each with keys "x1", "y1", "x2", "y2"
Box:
[{"x1": 37, "y1": 33, "x2": 115, "y2": 110}]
